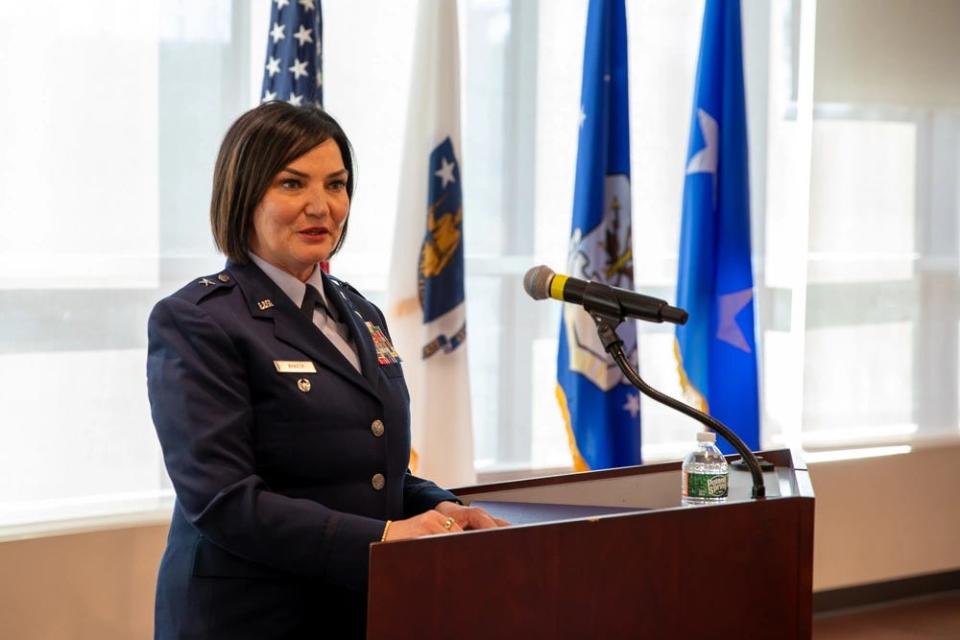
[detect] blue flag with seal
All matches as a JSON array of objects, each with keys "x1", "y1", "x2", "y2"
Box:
[
  {"x1": 676, "y1": 0, "x2": 760, "y2": 454},
  {"x1": 261, "y1": 0, "x2": 323, "y2": 107},
  {"x1": 556, "y1": 0, "x2": 640, "y2": 471}
]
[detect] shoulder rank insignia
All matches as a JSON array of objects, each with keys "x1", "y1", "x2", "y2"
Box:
[
  {"x1": 328, "y1": 274, "x2": 363, "y2": 298},
  {"x1": 198, "y1": 277, "x2": 216, "y2": 287},
  {"x1": 365, "y1": 322, "x2": 402, "y2": 365}
]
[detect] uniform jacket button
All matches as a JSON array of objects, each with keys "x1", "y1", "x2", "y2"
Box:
[
  {"x1": 371, "y1": 419, "x2": 385, "y2": 437},
  {"x1": 371, "y1": 473, "x2": 385, "y2": 491}
]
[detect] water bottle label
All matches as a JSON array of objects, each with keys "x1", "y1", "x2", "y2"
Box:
[{"x1": 684, "y1": 472, "x2": 728, "y2": 498}]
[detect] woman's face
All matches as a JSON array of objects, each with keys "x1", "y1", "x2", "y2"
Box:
[{"x1": 249, "y1": 138, "x2": 350, "y2": 282}]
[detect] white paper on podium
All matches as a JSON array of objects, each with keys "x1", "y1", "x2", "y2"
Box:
[{"x1": 469, "y1": 501, "x2": 646, "y2": 526}]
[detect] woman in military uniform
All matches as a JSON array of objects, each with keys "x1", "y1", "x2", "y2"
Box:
[{"x1": 147, "y1": 102, "x2": 504, "y2": 639}]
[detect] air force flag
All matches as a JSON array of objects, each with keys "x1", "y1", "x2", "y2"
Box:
[
  {"x1": 676, "y1": 0, "x2": 760, "y2": 453},
  {"x1": 386, "y1": 0, "x2": 475, "y2": 487},
  {"x1": 556, "y1": 0, "x2": 641, "y2": 471}
]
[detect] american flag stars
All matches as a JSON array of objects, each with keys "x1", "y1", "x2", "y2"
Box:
[
  {"x1": 265, "y1": 57, "x2": 281, "y2": 77},
  {"x1": 290, "y1": 58, "x2": 309, "y2": 80},
  {"x1": 261, "y1": 0, "x2": 323, "y2": 107},
  {"x1": 293, "y1": 24, "x2": 313, "y2": 46}
]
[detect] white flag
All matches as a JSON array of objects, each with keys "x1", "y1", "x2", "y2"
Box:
[{"x1": 386, "y1": 0, "x2": 475, "y2": 488}]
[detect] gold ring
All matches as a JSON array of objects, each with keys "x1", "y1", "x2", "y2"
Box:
[{"x1": 442, "y1": 517, "x2": 455, "y2": 530}]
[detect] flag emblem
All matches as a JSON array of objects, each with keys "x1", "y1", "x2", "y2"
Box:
[{"x1": 563, "y1": 175, "x2": 636, "y2": 391}]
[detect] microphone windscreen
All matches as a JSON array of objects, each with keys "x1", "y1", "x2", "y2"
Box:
[{"x1": 523, "y1": 265, "x2": 555, "y2": 300}]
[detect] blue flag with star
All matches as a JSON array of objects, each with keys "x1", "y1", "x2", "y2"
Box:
[
  {"x1": 556, "y1": 0, "x2": 640, "y2": 471},
  {"x1": 676, "y1": 0, "x2": 760, "y2": 454},
  {"x1": 261, "y1": 0, "x2": 322, "y2": 106}
]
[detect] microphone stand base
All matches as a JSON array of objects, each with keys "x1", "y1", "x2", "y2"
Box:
[{"x1": 731, "y1": 456, "x2": 775, "y2": 472}]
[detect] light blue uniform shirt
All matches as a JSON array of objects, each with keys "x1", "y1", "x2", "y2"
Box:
[{"x1": 249, "y1": 253, "x2": 361, "y2": 373}]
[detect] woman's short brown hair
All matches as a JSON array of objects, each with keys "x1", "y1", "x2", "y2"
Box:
[{"x1": 210, "y1": 102, "x2": 355, "y2": 262}]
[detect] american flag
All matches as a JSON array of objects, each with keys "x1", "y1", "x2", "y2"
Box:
[{"x1": 261, "y1": 0, "x2": 323, "y2": 107}]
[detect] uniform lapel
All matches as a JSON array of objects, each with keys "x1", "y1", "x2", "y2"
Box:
[
  {"x1": 322, "y1": 272, "x2": 381, "y2": 393},
  {"x1": 225, "y1": 260, "x2": 377, "y2": 399}
]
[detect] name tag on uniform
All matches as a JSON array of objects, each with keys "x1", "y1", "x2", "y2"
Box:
[{"x1": 273, "y1": 360, "x2": 317, "y2": 373}]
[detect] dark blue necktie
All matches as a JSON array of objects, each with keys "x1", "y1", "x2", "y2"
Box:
[{"x1": 300, "y1": 284, "x2": 332, "y2": 321}]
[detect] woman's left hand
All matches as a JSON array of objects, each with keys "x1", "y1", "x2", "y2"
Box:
[{"x1": 435, "y1": 501, "x2": 510, "y2": 530}]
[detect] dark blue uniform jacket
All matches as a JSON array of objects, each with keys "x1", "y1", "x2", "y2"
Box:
[{"x1": 147, "y1": 259, "x2": 457, "y2": 639}]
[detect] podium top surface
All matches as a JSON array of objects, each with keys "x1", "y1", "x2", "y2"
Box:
[{"x1": 452, "y1": 448, "x2": 813, "y2": 516}]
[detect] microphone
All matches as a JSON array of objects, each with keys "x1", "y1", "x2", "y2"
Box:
[{"x1": 523, "y1": 265, "x2": 688, "y2": 325}]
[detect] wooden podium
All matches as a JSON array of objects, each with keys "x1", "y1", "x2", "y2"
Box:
[{"x1": 367, "y1": 449, "x2": 814, "y2": 639}]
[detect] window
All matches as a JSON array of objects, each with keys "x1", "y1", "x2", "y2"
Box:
[
  {"x1": 0, "y1": 0, "x2": 242, "y2": 528},
  {"x1": 761, "y1": 0, "x2": 960, "y2": 455},
  {"x1": 3, "y1": 0, "x2": 956, "y2": 532}
]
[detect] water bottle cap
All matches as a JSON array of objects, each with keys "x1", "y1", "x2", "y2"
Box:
[{"x1": 696, "y1": 431, "x2": 716, "y2": 443}]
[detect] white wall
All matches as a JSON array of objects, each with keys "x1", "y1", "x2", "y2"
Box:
[
  {"x1": 815, "y1": 0, "x2": 960, "y2": 107},
  {"x1": 809, "y1": 440, "x2": 960, "y2": 590},
  {"x1": 0, "y1": 525, "x2": 168, "y2": 639}
]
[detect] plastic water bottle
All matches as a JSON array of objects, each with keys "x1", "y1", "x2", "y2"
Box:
[{"x1": 681, "y1": 431, "x2": 729, "y2": 505}]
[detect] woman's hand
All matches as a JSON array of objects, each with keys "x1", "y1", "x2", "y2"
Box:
[
  {"x1": 383, "y1": 509, "x2": 464, "y2": 541},
  {"x1": 382, "y1": 502, "x2": 510, "y2": 542},
  {"x1": 434, "y1": 501, "x2": 510, "y2": 530}
]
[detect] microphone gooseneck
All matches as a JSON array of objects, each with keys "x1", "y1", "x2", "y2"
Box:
[
  {"x1": 526, "y1": 264, "x2": 766, "y2": 499},
  {"x1": 592, "y1": 313, "x2": 766, "y2": 498}
]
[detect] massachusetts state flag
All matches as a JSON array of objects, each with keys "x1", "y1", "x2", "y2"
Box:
[
  {"x1": 261, "y1": 0, "x2": 322, "y2": 107},
  {"x1": 556, "y1": 0, "x2": 641, "y2": 471},
  {"x1": 385, "y1": 0, "x2": 475, "y2": 487},
  {"x1": 675, "y1": 0, "x2": 760, "y2": 454}
]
